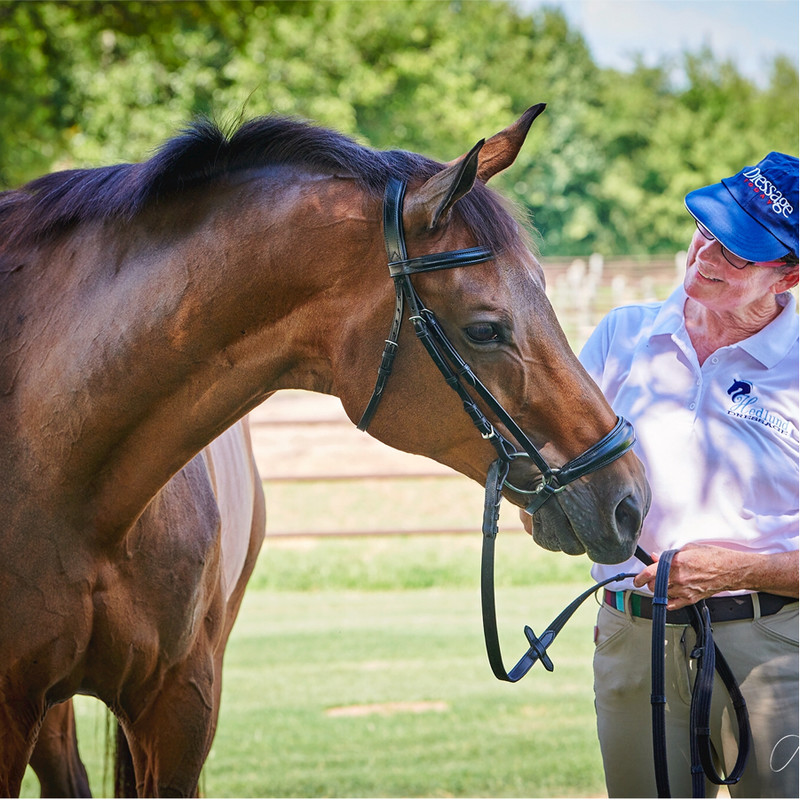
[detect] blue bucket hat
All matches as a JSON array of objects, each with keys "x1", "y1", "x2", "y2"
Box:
[{"x1": 685, "y1": 152, "x2": 798, "y2": 263}]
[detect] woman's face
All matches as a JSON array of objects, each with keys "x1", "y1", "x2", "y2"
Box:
[{"x1": 684, "y1": 229, "x2": 797, "y2": 315}]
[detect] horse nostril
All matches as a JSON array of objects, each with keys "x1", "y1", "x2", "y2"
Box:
[{"x1": 614, "y1": 494, "x2": 642, "y2": 539}]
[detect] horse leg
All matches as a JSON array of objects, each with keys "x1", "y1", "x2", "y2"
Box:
[
  {"x1": 113, "y1": 722, "x2": 136, "y2": 799},
  {"x1": 0, "y1": 695, "x2": 45, "y2": 797},
  {"x1": 29, "y1": 701, "x2": 92, "y2": 798},
  {"x1": 118, "y1": 653, "x2": 217, "y2": 797}
]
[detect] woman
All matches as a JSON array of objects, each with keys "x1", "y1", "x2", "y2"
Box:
[{"x1": 580, "y1": 152, "x2": 799, "y2": 797}]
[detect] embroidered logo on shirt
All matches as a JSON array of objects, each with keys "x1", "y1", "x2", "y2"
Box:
[
  {"x1": 727, "y1": 379, "x2": 752, "y2": 401},
  {"x1": 726, "y1": 379, "x2": 791, "y2": 436}
]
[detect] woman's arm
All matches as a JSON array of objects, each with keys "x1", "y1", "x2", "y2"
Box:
[{"x1": 633, "y1": 543, "x2": 799, "y2": 609}]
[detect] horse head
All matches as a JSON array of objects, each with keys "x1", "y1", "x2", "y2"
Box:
[{"x1": 336, "y1": 105, "x2": 650, "y2": 564}]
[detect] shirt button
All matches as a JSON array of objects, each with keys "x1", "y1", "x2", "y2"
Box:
[
  {"x1": 711, "y1": 356, "x2": 719, "y2": 364},
  {"x1": 689, "y1": 402, "x2": 696, "y2": 410}
]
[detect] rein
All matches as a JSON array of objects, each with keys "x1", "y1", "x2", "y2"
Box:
[
  {"x1": 649, "y1": 551, "x2": 751, "y2": 797},
  {"x1": 358, "y1": 177, "x2": 750, "y2": 796}
]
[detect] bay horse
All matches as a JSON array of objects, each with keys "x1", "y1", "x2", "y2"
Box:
[
  {"x1": 26, "y1": 419, "x2": 265, "y2": 797},
  {"x1": 0, "y1": 104, "x2": 649, "y2": 796}
]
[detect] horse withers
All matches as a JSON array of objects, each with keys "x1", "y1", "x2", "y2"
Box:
[{"x1": 0, "y1": 104, "x2": 649, "y2": 796}]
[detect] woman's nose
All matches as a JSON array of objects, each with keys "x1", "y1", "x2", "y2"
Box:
[{"x1": 696, "y1": 234, "x2": 721, "y2": 262}]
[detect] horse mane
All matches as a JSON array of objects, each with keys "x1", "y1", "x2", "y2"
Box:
[{"x1": 0, "y1": 116, "x2": 530, "y2": 255}]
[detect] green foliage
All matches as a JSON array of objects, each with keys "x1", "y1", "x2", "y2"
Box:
[{"x1": 1, "y1": 0, "x2": 797, "y2": 256}]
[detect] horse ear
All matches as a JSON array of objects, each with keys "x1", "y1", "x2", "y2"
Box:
[
  {"x1": 476, "y1": 103, "x2": 546, "y2": 183},
  {"x1": 405, "y1": 139, "x2": 484, "y2": 232},
  {"x1": 404, "y1": 103, "x2": 546, "y2": 232}
]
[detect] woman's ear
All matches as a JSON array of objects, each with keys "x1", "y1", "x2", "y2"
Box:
[{"x1": 772, "y1": 265, "x2": 799, "y2": 293}]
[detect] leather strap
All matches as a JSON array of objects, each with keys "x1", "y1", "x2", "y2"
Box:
[
  {"x1": 382, "y1": 176, "x2": 408, "y2": 264},
  {"x1": 517, "y1": 416, "x2": 636, "y2": 515},
  {"x1": 357, "y1": 287, "x2": 404, "y2": 431},
  {"x1": 388, "y1": 247, "x2": 493, "y2": 276},
  {"x1": 479, "y1": 458, "x2": 640, "y2": 683},
  {"x1": 651, "y1": 549, "x2": 676, "y2": 797},
  {"x1": 649, "y1": 551, "x2": 751, "y2": 797}
]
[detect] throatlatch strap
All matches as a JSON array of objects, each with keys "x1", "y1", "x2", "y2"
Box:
[{"x1": 357, "y1": 287, "x2": 404, "y2": 431}]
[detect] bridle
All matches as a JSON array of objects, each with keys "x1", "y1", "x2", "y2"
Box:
[
  {"x1": 358, "y1": 177, "x2": 637, "y2": 510},
  {"x1": 357, "y1": 177, "x2": 751, "y2": 797},
  {"x1": 358, "y1": 177, "x2": 636, "y2": 677}
]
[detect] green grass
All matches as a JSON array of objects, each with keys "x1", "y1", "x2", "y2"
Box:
[
  {"x1": 208, "y1": 581, "x2": 604, "y2": 798},
  {"x1": 21, "y1": 536, "x2": 605, "y2": 798},
  {"x1": 252, "y1": 528, "x2": 592, "y2": 592},
  {"x1": 261, "y1": 475, "x2": 490, "y2": 536}
]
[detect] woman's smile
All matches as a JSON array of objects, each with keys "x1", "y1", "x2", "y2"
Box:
[{"x1": 695, "y1": 264, "x2": 722, "y2": 282}]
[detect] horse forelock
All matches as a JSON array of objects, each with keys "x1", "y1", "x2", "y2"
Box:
[{"x1": 0, "y1": 115, "x2": 531, "y2": 258}]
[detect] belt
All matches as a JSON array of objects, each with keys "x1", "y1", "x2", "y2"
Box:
[{"x1": 604, "y1": 589, "x2": 796, "y2": 624}]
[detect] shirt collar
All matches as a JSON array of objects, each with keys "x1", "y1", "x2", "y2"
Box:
[
  {"x1": 738, "y1": 291, "x2": 798, "y2": 368},
  {"x1": 650, "y1": 286, "x2": 688, "y2": 338},
  {"x1": 647, "y1": 286, "x2": 798, "y2": 368}
]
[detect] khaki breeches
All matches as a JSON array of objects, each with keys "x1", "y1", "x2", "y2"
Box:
[{"x1": 593, "y1": 596, "x2": 799, "y2": 798}]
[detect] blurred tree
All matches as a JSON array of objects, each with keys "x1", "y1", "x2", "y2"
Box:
[
  {"x1": 0, "y1": 0, "x2": 796, "y2": 257},
  {"x1": 0, "y1": 1, "x2": 72, "y2": 185}
]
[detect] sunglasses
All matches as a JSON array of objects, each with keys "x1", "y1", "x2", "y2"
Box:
[{"x1": 695, "y1": 221, "x2": 754, "y2": 269}]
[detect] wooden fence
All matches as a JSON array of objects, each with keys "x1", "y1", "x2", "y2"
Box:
[{"x1": 541, "y1": 252, "x2": 684, "y2": 349}]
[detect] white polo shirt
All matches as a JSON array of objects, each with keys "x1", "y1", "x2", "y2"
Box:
[{"x1": 580, "y1": 285, "x2": 799, "y2": 592}]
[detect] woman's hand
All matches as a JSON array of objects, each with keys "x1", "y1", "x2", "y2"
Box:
[{"x1": 633, "y1": 544, "x2": 799, "y2": 609}]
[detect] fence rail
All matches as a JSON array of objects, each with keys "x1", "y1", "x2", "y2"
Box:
[{"x1": 541, "y1": 253, "x2": 684, "y2": 349}]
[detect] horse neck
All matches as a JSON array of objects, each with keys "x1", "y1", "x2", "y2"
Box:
[{"x1": 17, "y1": 172, "x2": 381, "y2": 539}]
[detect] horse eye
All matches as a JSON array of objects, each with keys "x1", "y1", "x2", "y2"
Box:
[{"x1": 465, "y1": 323, "x2": 502, "y2": 343}]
